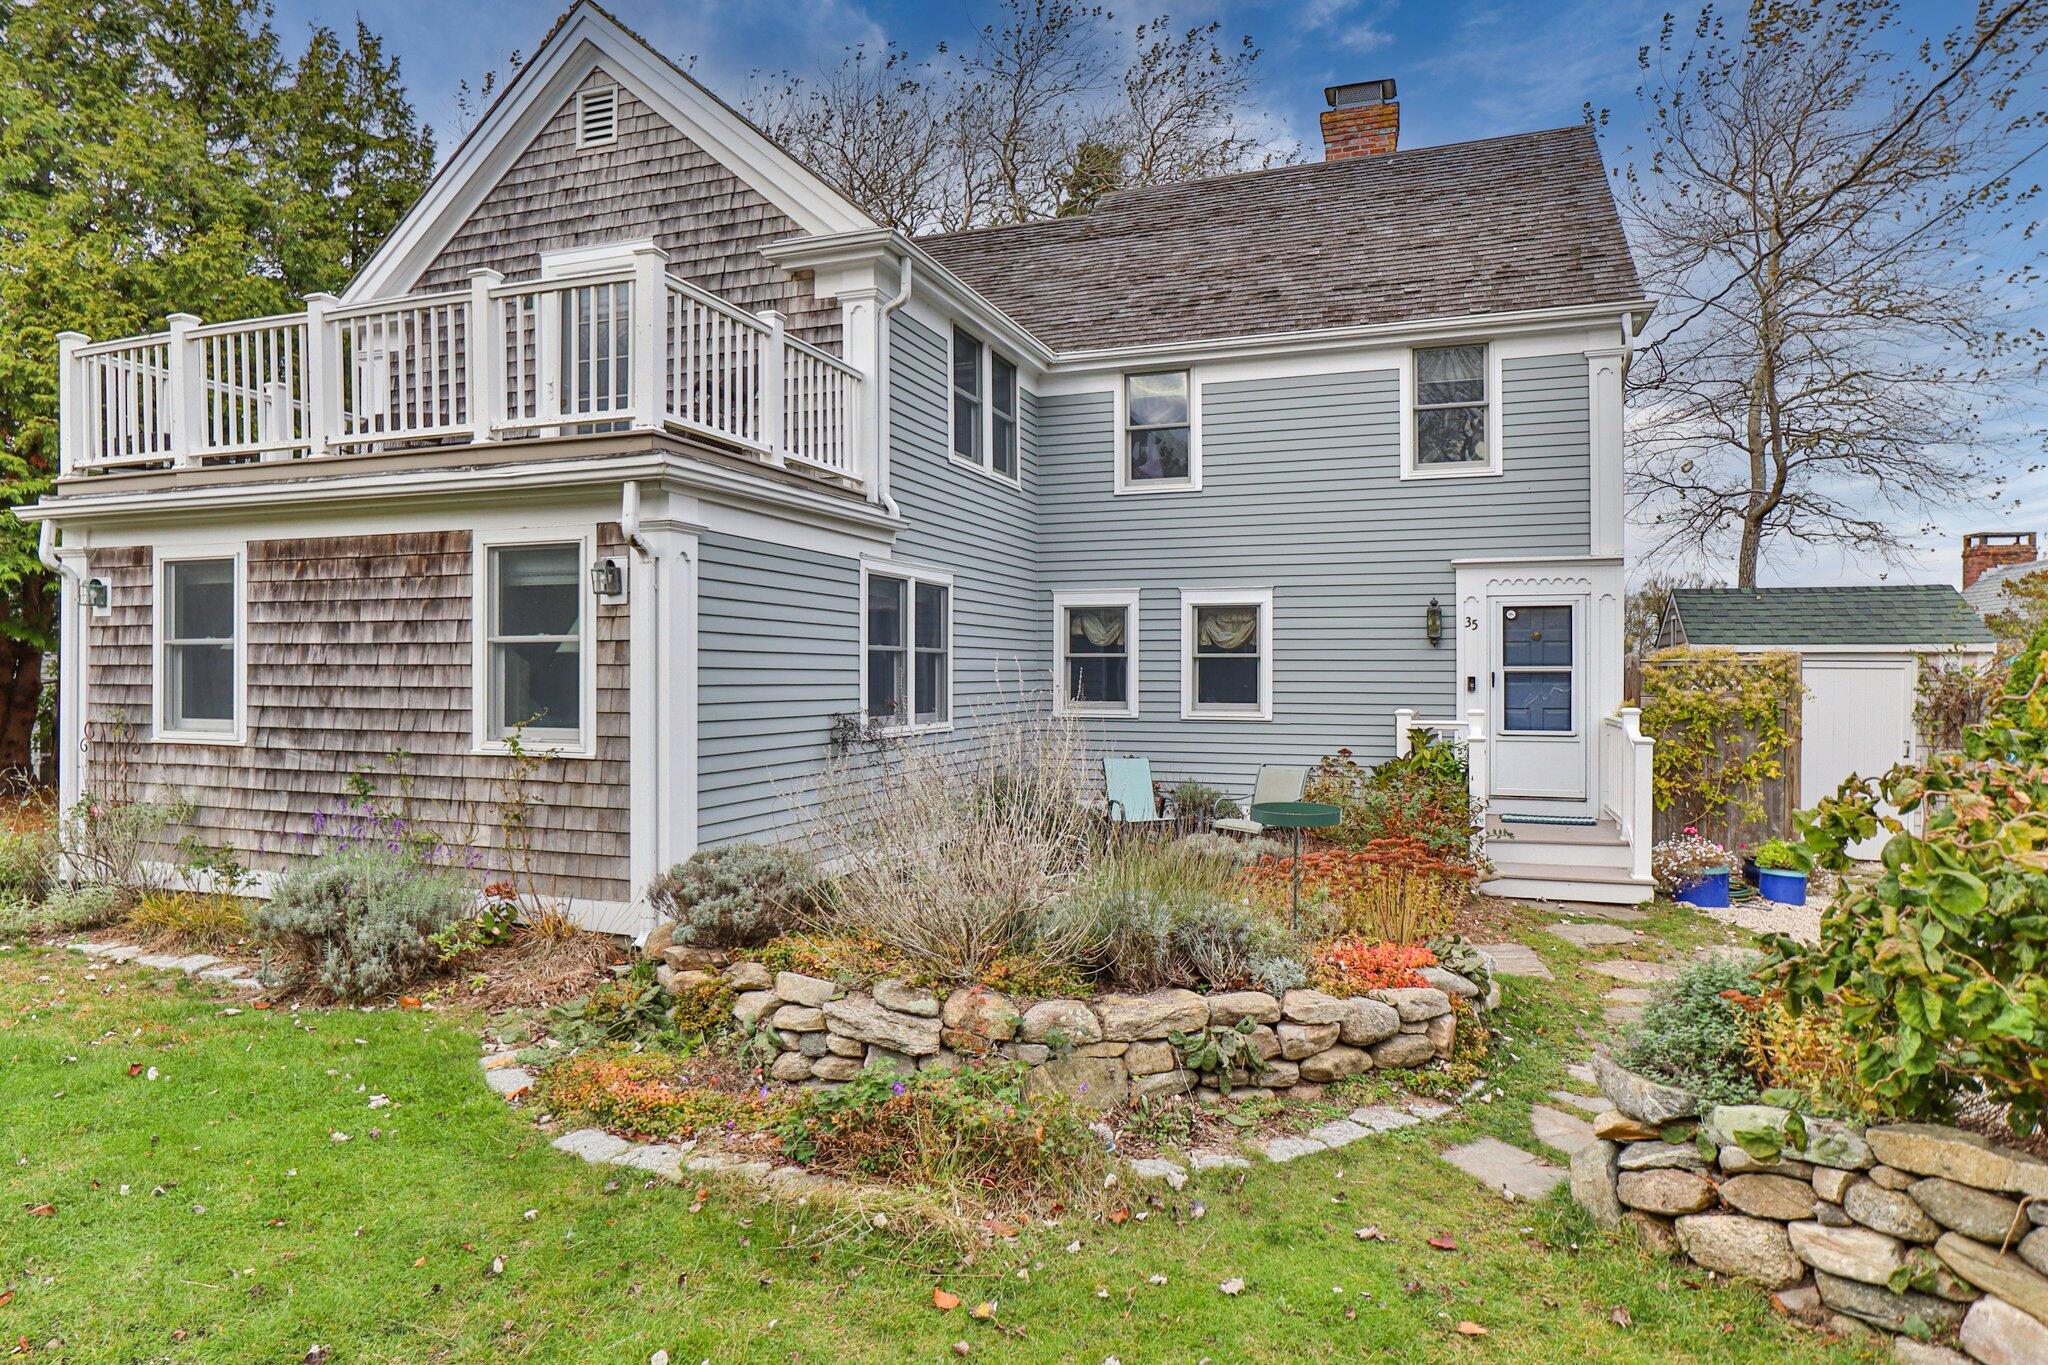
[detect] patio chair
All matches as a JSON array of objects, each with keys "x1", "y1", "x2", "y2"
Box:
[
  {"x1": 1102, "y1": 755, "x2": 1173, "y2": 831},
  {"x1": 1214, "y1": 764, "x2": 1310, "y2": 835}
]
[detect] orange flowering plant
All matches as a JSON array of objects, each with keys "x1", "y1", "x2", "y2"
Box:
[{"x1": 1309, "y1": 938, "x2": 1438, "y2": 994}]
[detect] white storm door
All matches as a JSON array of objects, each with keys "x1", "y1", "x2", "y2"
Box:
[
  {"x1": 1799, "y1": 657, "x2": 1916, "y2": 860},
  {"x1": 1489, "y1": 598, "x2": 1588, "y2": 800}
]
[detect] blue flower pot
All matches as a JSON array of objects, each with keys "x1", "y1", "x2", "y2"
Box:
[
  {"x1": 1755, "y1": 867, "x2": 1808, "y2": 906},
  {"x1": 1675, "y1": 868, "x2": 1732, "y2": 908}
]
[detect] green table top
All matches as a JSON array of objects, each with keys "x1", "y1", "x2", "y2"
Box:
[{"x1": 1249, "y1": 801, "x2": 1342, "y2": 829}]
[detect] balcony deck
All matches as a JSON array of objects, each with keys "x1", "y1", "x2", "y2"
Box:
[{"x1": 55, "y1": 250, "x2": 865, "y2": 496}]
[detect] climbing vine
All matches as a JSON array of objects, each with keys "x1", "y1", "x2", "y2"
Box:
[{"x1": 1638, "y1": 648, "x2": 1803, "y2": 822}]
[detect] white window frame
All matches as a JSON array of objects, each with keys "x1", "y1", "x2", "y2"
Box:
[
  {"x1": 1113, "y1": 369, "x2": 1202, "y2": 495},
  {"x1": 471, "y1": 528, "x2": 598, "y2": 758},
  {"x1": 859, "y1": 559, "x2": 955, "y2": 735},
  {"x1": 1400, "y1": 342, "x2": 1503, "y2": 481},
  {"x1": 1179, "y1": 587, "x2": 1273, "y2": 721},
  {"x1": 152, "y1": 545, "x2": 248, "y2": 746},
  {"x1": 575, "y1": 83, "x2": 620, "y2": 149},
  {"x1": 944, "y1": 324, "x2": 1023, "y2": 488},
  {"x1": 1053, "y1": 589, "x2": 1141, "y2": 718}
]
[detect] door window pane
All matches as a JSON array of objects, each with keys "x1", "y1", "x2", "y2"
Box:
[
  {"x1": 1503, "y1": 672, "x2": 1573, "y2": 732},
  {"x1": 490, "y1": 544, "x2": 582, "y2": 739},
  {"x1": 1501, "y1": 604, "x2": 1573, "y2": 733},
  {"x1": 1503, "y1": 606, "x2": 1572, "y2": 666},
  {"x1": 164, "y1": 558, "x2": 236, "y2": 733}
]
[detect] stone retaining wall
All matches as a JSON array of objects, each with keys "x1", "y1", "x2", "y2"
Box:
[
  {"x1": 647, "y1": 936, "x2": 1491, "y2": 1112},
  {"x1": 1573, "y1": 1056, "x2": 2048, "y2": 1361}
]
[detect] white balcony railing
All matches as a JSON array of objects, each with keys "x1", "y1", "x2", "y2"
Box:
[{"x1": 56, "y1": 251, "x2": 864, "y2": 485}]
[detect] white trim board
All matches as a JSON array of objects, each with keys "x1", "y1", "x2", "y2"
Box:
[{"x1": 345, "y1": 3, "x2": 876, "y2": 301}]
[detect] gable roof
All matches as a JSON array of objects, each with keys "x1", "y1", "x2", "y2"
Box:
[
  {"x1": 1668, "y1": 586, "x2": 1997, "y2": 649},
  {"x1": 914, "y1": 125, "x2": 1643, "y2": 353},
  {"x1": 1962, "y1": 559, "x2": 2048, "y2": 616},
  {"x1": 344, "y1": 1, "x2": 877, "y2": 301}
]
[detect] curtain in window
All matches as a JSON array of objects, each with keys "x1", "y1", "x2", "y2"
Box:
[
  {"x1": 1070, "y1": 607, "x2": 1125, "y2": 648},
  {"x1": 1196, "y1": 606, "x2": 1258, "y2": 650}
]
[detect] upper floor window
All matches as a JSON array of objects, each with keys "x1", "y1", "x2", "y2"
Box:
[
  {"x1": 1119, "y1": 370, "x2": 1199, "y2": 493},
  {"x1": 949, "y1": 328, "x2": 1021, "y2": 484},
  {"x1": 157, "y1": 553, "x2": 241, "y2": 740},
  {"x1": 1409, "y1": 343, "x2": 1495, "y2": 476},
  {"x1": 479, "y1": 536, "x2": 591, "y2": 752},
  {"x1": 865, "y1": 565, "x2": 952, "y2": 732},
  {"x1": 576, "y1": 85, "x2": 620, "y2": 148}
]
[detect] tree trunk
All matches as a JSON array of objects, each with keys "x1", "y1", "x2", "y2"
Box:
[{"x1": 0, "y1": 636, "x2": 43, "y2": 780}]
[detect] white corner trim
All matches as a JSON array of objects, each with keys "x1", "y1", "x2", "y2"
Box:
[
  {"x1": 858, "y1": 556, "x2": 956, "y2": 736},
  {"x1": 1398, "y1": 341, "x2": 1504, "y2": 481},
  {"x1": 1178, "y1": 586, "x2": 1274, "y2": 722},
  {"x1": 1052, "y1": 588, "x2": 1141, "y2": 718},
  {"x1": 344, "y1": 4, "x2": 875, "y2": 301},
  {"x1": 471, "y1": 526, "x2": 600, "y2": 759},
  {"x1": 1112, "y1": 370, "x2": 1203, "y2": 496},
  {"x1": 151, "y1": 542, "x2": 249, "y2": 746}
]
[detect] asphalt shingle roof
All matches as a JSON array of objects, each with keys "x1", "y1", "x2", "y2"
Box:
[
  {"x1": 1962, "y1": 560, "x2": 2048, "y2": 616},
  {"x1": 1669, "y1": 586, "x2": 1996, "y2": 649},
  {"x1": 915, "y1": 125, "x2": 1643, "y2": 353}
]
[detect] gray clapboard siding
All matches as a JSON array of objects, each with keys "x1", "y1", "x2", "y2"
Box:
[
  {"x1": 414, "y1": 69, "x2": 840, "y2": 350},
  {"x1": 886, "y1": 315, "x2": 1049, "y2": 724},
  {"x1": 694, "y1": 531, "x2": 860, "y2": 847},
  {"x1": 1036, "y1": 354, "x2": 1590, "y2": 798}
]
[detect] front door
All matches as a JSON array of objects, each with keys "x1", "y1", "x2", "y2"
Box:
[{"x1": 1489, "y1": 598, "x2": 1588, "y2": 801}]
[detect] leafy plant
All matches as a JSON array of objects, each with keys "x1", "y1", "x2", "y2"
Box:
[
  {"x1": 1426, "y1": 933, "x2": 1494, "y2": 1001},
  {"x1": 0, "y1": 883, "x2": 120, "y2": 939},
  {"x1": 1303, "y1": 738, "x2": 1480, "y2": 862},
  {"x1": 429, "y1": 880, "x2": 522, "y2": 963},
  {"x1": 1171, "y1": 781, "x2": 1241, "y2": 822},
  {"x1": 1308, "y1": 938, "x2": 1437, "y2": 994},
  {"x1": 536, "y1": 1048, "x2": 771, "y2": 1138},
  {"x1": 549, "y1": 966, "x2": 679, "y2": 1051},
  {"x1": 1620, "y1": 957, "x2": 1761, "y2": 1109},
  {"x1": 0, "y1": 823, "x2": 55, "y2": 904},
  {"x1": 254, "y1": 843, "x2": 472, "y2": 1002},
  {"x1": 1246, "y1": 952, "x2": 1306, "y2": 994},
  {"x1": 647, "y1": 843, "x2": 831, "y2": 951},
  {"x1": 1651, "y1": 831, "x2": 1730, "y2": 893},
  {"x1": 1639, "y1": 648, "x2": 1802, "y2": 835},
  {"x1": 1751, "y1": 838, "x2": 1804, "y2": 872},
  {"x1": 1738, "y1": 993, "x2": 1881, "y2": 1119},
  {"x1": 1166, "y1": 1017, "x2": 1269, "y2": 1095},
  {"x1": 1764, "y1": 626, "x2": 2048, "y2": 1130}
]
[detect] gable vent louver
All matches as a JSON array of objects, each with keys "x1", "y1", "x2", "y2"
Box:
[{"x1": 576, "y1": 85, "x2": 619, "y2": 149}]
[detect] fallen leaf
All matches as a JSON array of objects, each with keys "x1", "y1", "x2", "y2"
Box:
[
  {"x1": 253, "y1": 1001, "x2": 273, "y2": 1010},
  {"x1": 951, "y1": 1344, "x2": 970, "y2": 1357},
  {"x1": 932, "y1": 1288, "x2": 960, "y2": 1312},
  {"x1": 399, "y1": 996, "x2": 423, "y2": 1010},
  {"x1": 1609, "y1": 1306, "x2": 1632, "y2": 1329},
  {"x1": 650, "y1": 1352, "x2": 670, "y2": 1365},
  {"x1": 26, "y1": 1205, "x2": 54, "y2": 1218},
  {"x1": 413, "y1": 1257, "x2": 426, "y2": 1269},
  {"x1": 485, "y1": 1256, "x2": 505, "y2": 1278},
  {"x1": 1218, "y1": 1278, "x2": 1245, "y2": 1296},
  {"x1": 969, "y1": 1301, "x2": 995, "y2": 1320},
  {"x1": 1426, "y1": 1235, "x2": 1458, "y2": 1252},
  {"x1": 126, "y1": 1063, "x2": 143, "y2": 1077},
  {"x1": 1354, "y1": 1226, "x2": 1386, "y2": 1242},
  {"x1": 1107, "y1": 1207, "x2": 1130, "y2": 1225},
  {"x1": 1455, "y1": 1321, "x2": 1489, "y2": 1337},
  {"x1": 0, "y1": 1289, "x2": 12, "y2": 1308}
]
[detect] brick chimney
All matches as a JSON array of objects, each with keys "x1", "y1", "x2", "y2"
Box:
[
  {"x1": 1963, "y1": 531, "x2": 2037, "y2": 588},
  {"x1": 1321, "y1": 79, "x2": 1399, "y2": 161}
]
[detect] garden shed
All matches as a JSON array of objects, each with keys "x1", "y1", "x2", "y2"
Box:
[{"x1": 1654, "y1": 586, "x2": 1997, "y2": 856}]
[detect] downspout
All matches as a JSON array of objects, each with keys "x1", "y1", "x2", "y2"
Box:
[
  {"x1": 873, "y1": 252, "x2": 912, "y2": 517},
  {"x1": 619, "y1": 478, "x2": 659, "y2": 943},
  {"x1": 36, "y1": 519, "x2": 78, "y2": 585}
]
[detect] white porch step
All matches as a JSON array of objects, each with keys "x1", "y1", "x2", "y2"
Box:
[
  {"x1": 1483, "y1": 837, "x2": 1635, "y2": 872},
  {"x1": 1482, "y1": 868, "x2": 1656, "y2": 906},
  {"x1": 1486, "y1": 815, "x2": 1626, "y2": 847}
]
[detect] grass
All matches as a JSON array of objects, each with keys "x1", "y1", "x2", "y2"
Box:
[{"x1": 0, "y1": 899, "x2": 1880, "y2": 1362}]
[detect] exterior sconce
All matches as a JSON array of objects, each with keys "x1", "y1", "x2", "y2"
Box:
[
  {"x1": 85, "y1": 577, "x2": 111, "y2": 616},
  {"x1": 1425, "y1": 597, "x2": 1444, "y2": 646},
  {"x1": 589, "y1": 557, "x2": 626, "y2": 601}
]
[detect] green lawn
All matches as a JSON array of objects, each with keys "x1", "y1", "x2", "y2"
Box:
[{"x1": 0, "y1": 903, "x2": 1878, "y2": 1363}]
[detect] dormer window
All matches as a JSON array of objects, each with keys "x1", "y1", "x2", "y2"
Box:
[{"x1": 576, "y1": 85, "x2": 619, "y2": 149}]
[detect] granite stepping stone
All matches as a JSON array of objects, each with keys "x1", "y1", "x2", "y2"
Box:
[
  {"x1": 1263, "y1": 1136, "x2": 1328, "y2": 1163},
  {"x1": 1403, "y1": 1099, "x2": 1454, "y2": 1121},
  {"x1": 1189, "y1": 1149, "x2": 1251, "y2": 1172},
  {"x1": 1471, "y1": 942, "x2": 1552, "y2": 980},
  {"x1": 1305, "y1": 1119, "x2": 1371, "y2": 1149},
  {"x1": 485, "y1": 1066, "x2": 534, "y2": 1096},
  {"x1": 1529, "y1": 1104, "x2": 1599, "y2": 1157},
  {"x1": 1544, "y1": 922, "x2": 1640, "y2": 948},
  {"x1": 1349, "y1": 1105, "x2": 1421, "y2": 1133},
  {"x1": 552, "y1": 1128, "x2": 631, "y2": 1164},
  {"x1": 1550, "y1": 901, "x2": 1650, "y2": 923},
  {"x1": 1441, "y1": 1138, "x2": 1567, "y2": 1202},
  {"x1": 1566, "y1": 1062, "x2": 1598, "y2": 1087},
  {"x1": 1550, "y1": 1089, "x2": 1614, "y2": 1117},
  {"x1": 1587, "y1": 959, "x2": 1682, "y2": 985}
]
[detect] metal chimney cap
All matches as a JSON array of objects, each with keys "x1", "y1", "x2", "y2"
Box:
[{"x1": 1325, "y1": 78, "x2": 1396, "y2": 109}]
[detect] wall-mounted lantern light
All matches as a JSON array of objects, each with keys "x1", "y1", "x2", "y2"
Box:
[
  {"x1": 1425, "y1": 596, "x2": 1444, "y2": 646},
  {"x1": 589, "y1": 557, "x2": 625, "y2": 600},
  {"x1": 85, "y1": 578, "x2": 111, "y2": 615}
]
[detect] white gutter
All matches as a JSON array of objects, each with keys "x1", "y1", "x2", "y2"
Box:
[{"x1": 36, "y1": 519, "x2": 78, "y2": 585}]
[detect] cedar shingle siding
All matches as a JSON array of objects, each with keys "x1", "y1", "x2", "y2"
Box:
[
  {"x1": 413, "y1": 69, "x2": 841, "y2": 350},
  {"x1": 84, "y1": 530, "x2": 631, "y2": 905}
]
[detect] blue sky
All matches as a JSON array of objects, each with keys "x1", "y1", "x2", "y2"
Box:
[{"x1": 269, "y1": 0, "x2": 2038, "y2": 588}]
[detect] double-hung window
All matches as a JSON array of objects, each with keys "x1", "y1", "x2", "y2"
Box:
[
  {"x1": 480, "y1": 538, "x2": 590, "y2": 750},
  {"x1": 1119, "y1": 370, "x2": 1197, "y2": 491},
  {"x1": 950, "y1": 327, "x2": 1021, "y2": 483},
  {"x1": 1180, "y1": 588, "x2": 1272, "y2": 720},
  {"x1": 865, "y1": 565, "x2": 951, "y2": 731},
  {"x1": 1409, "y1": 343, "x2": 1495, "y2": 475},
  {"x1": 1055, "y1": 590, "x2": 1139, "y2": 716},
  {"x1": 157, "y1": 553, "x2": 241, "y2": 740}
]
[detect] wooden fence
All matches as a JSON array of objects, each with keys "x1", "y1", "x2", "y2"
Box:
[{"x1": 1627, "y1": 652, "x2": 1804, "y2": 851}]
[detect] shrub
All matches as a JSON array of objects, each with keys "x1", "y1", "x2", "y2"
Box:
[
  {"x1": 1766, "y1": 627, "x2": 2048, "y2": 1129},
  {"x1": 1060, "y1": 841, "x2": 1297, "y2": 991},
  {"x1": 549, "y1": 968, "x2": 682, "y2": 1050},
  {"x1": 773, "y1": 1061, "x2": 1105, "y2": 1203},
  {"x1": 60, "y1": 793, "x2": 198, "y2": 904},
  {"x1": 1174, "y1": 831, "x2": 1283, "y2": 866},
  {"x1": 1308, "y1": 938, "x2": 1437, "y2": 994},
  {"x1": 0, "y1": 825, "x2": 55, "y2": 904},
  {"x1": 429, "y1": 881, "x2": 521, "y2": 962},
  {"x1": 1246, "y1": 952, "x2": 1307, "y2": 994},
  {"x1": 254, "y1": 844, "x2": 473, "y2": 1002},
  {"x1": 1739, "y1": 993, "x2": 1881, "y2": 1120},
  {"x1": 1243, "y1": 839, "x2": 1472, "y2": 943},
  {"x1": 810, "y1": 705, "x2": 1096, "y2": 982},
  {"x1": 124, "y1": 889, "x2": 249, "y2": 952},
  {"x1": 537, "y1": 1048, "x2": 772, "y2": 1138},
  {"x1": 0, "y1": 883, "x2": 122, "y2": 939},
  {"x1": 646, "y1": 843, "x2": 830, "y2": 950},
  {"x1": 1304, "y1": 738, "x2": 1479, "y2": 862},
  {"x1": 1171, "y1": 781, "x2": 1241, "y2": 822},
  {"x1": 1620, "y1": 957, "x2": 1761, "y2": 1108}
]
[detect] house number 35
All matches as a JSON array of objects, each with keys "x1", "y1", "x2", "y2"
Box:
[{"x1": 1464, "y1": 615, "x2": 1479, "y2": 630}]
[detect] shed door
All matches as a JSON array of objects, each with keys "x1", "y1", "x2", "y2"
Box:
[{"x1": 1799, "y1": 657, "x2": 1916, "y2": 860}]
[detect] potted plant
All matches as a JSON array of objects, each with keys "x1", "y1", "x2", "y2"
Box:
[
  {"x1": 1652, "y1": 830, "x2": 1732, "y2": 908},
  {"x1": 1750, "y1": 838, "x2": 1809, "y2": 906}
]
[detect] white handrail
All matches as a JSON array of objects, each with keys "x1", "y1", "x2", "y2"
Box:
[{"x1": 1602, "y1": 707, "x2": 1655, "y2": 882}]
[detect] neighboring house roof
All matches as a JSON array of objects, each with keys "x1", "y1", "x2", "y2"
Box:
[
  {"x1": 1666, "y1": 586, "x2": 1997, "y2": 649},
  {"x1": 1962, "y1": 559, "x2": 2048, "y2": 617},
  {"x1": 915, "y1": 125, "x2": 1643, "y2": 353}
]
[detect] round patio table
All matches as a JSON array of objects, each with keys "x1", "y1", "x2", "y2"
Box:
[{"x1": 1249, "y1": 800, "x2": 1342, "y2": 929}]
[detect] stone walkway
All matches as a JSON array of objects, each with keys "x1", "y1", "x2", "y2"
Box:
[
  {"x1": 1542, "y1": 921, "x2": 1641, "y2": 948},
  {"x1": 68, "y1": 940, "x2": 264, "y2": 992},
  {"x1": 1471, "y1": 942, "x2": 1552, "y2": 980},
  {"x1": 1260, "y1": 1098, "x2": 1455, "y2": 1163},
  {"x1": 1441, "y1": 1137, "x2": 1568, "y2": 1201}
]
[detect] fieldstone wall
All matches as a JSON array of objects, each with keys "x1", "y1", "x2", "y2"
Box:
[
  {"x1": 1573, "y1": 1056, "x2": 2048, "y2": 1361},
  {"x1": 646, "y1": 934, "x2": 1492, "y2": 1111}
]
